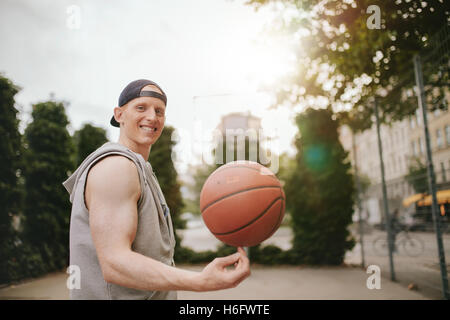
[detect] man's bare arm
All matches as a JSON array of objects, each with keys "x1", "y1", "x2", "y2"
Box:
[{"x1": 86, "y1": 156, "x2": 250, "y2": 292}]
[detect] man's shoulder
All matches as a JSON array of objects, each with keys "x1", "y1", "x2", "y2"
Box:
[
  {"x1": 87, "y1": 155, "x2": 140, "y2": 188},
  {"x1": 84, "y1": 155, "x2": 141, "y2": 207}
]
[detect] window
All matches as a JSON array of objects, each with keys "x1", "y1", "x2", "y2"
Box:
[
  {"x1": 446, "y1": 125, "x2": 450, "y2": 146},
  {"x1": 436, "y1": 129, "x2": 443, "y2": 149},
  {"x1": 392, "y1": 155, "x2": 396, "y2": 173},
  {"x1": 440, "y1": 162, "x2": 446, "y2": 182},
  {"x1": 410, "y1": 116, "x2": 415, "y2": 129},
  {"x1": 416, "y1": 109, "x2": 422, "y2": 126},
  {"x1": 419, "y1": 137, "x2": 424, "y2": 154},
  {"x1": 411, "y1": 141, "x2": 417, "y2": 156}
]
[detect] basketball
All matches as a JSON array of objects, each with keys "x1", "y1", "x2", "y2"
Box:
[{"x1": 200, "y1": 160, "x2": 285, "y2": 247}]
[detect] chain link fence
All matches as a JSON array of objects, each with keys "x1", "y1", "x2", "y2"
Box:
[{"x1": 348, "y1": 22, "x2": 450, "y2": 300}]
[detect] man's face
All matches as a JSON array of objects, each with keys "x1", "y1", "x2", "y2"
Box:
[{"x1": 114, "y1": 85, "x2": 166, "y2": 147}]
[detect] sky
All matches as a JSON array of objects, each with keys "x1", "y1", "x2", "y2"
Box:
[{"x1": 0, "y1": 0, "x2": 300, "y2": 178}]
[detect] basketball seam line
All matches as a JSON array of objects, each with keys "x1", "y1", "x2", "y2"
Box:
[
  {"x1": 201, "y1": 185, "x2": 281, "y2": 212},
  {"x1": 265, "y1": 189, "x2": 285, "y2": 239},
  {"x1": 211, "y1": 196, "x2": 284, "y2": 236},
  {"x1": 214, "y1": 165, "x2": 278, "y2": 180}
]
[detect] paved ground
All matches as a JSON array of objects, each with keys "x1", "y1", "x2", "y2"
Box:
[
  {"x1": 0, "y1": 264, "x2": 427, "y2": 300},
  {"x1": 179, "y1": 223, "x2": 450, "y2": 299},
  {"x1": 0, "y1": 223, "x2": 434, "y2": 300},
  {"x1": 345, "y1": 227, "x2": 450, "y2": 300},
  {"x1": 177, "y1": 264, "x2": 427, "y2": 300}
]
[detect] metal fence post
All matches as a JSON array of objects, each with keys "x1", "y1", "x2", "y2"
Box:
[
  {"x1": 413, "y1": 54, "x2": 449, "y2": 300},
  {"x1": 374, "y1": 97, "x2": 396, "y2": 281},
  {"x1": 352, "y1": 130, "x2": 366, "y2": 268}
]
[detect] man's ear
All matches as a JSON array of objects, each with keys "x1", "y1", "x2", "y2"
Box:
[{"x1": 113, "y1": 107, "x2": 124, "y2": 125}]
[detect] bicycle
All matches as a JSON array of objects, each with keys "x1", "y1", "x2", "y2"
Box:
[{"x1": 372, "y1": 228, "x2": 425, "y2": 257}]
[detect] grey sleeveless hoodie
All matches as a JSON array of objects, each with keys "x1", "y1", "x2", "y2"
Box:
[{"x1": 62, "y1": 142, "x2": 177, "y2": 300}]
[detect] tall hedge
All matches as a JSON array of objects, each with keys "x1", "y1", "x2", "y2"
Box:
[
  {"x1": 287, "y1": 108, "x2": 355, "y2": 265},
  {"x1": 22, "y1": 101, "x2": 75, "y2": 273},
  {"x1": 148, "y1": 126, "x2": 185, "y2": 247},
  {"x1": 73, "y1": 123, "x2": 108, "y2": 166},
  {"x1": 0, "y1": 75, "x2": 22, "y2": 283}
]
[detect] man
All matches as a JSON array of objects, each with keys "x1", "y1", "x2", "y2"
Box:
[{"x1": 63, "y1": 79, "x2": 250, "y2": 300}]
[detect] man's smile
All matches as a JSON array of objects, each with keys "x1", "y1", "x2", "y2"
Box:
[{"x1": 139, "y1": 125, "x2": 158, "y2": 132}]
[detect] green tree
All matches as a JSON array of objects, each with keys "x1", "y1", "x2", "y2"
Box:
[
  {"x1": 277, "y1": 152, "x2": 296, "y2": 212},
  {"x1": 185, "y1": 162, "x2": 216, "y2": 216},
  {"x1": 73, "y1": 123, "x2": 108, "y2": 166},
  {"x1": 406, "y1": 159, "x2": 428, "y2": 193},
  {"x1": 0, "y1": 75, "x2": 23, "y2": 283},
  {"x1": 286, "y1": 108, "x2": 355, "y2": 265},
  {"x1": 246, "y1": 0, "x2": 449, "y2": 129},
  {"x1": 148, "y1": 125, "x2": 185, "y2": 241},
  {"x1": 22, "y1": 101, "x2": 75, "y2": 272}
]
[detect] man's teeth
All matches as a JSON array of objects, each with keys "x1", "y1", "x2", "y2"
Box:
[{"x1": 140, "y1": 126, "x2": 157, "y2": 132}]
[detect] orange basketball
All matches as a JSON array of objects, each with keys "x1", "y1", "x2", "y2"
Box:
[{"x1": 200, "y1": 160, "x2": 285, "y2": 247}]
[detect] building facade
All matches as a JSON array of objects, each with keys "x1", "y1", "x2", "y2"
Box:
[
  {"x1": 340, "y1": 105, "x2": 450, "y2": 224},
  {"x1": 215, "y1": 111, "x2": 264, "y2": 163}
]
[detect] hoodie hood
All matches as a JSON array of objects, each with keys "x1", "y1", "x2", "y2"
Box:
[
  {"x1": 62, "y1": 142, "x2": 109, "y2": 203},
  {"x1": 62, "y1": 142, "x2": 145, "y2": 203}
]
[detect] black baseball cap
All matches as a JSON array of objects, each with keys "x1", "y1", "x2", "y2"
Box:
[{"x1": 110, "y1": 79, "x2": 167, "y2": 127}]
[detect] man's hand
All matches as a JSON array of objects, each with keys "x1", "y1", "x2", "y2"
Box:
[{"x1": 197, "y1": 247, "x2": 251, "y2": 291}]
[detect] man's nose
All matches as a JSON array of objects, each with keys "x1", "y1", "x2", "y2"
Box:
[{"x1": 144, "y1": 107, "x2": 157, "y2": 121}]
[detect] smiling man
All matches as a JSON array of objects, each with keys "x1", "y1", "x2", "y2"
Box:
[{"x1": 63, "y1": 79, "x2": 250, "y2": 300}]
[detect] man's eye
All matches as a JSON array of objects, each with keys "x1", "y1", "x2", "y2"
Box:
[{"x1": 137, "y1": 106, "x2": 145, "y2": 111}]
